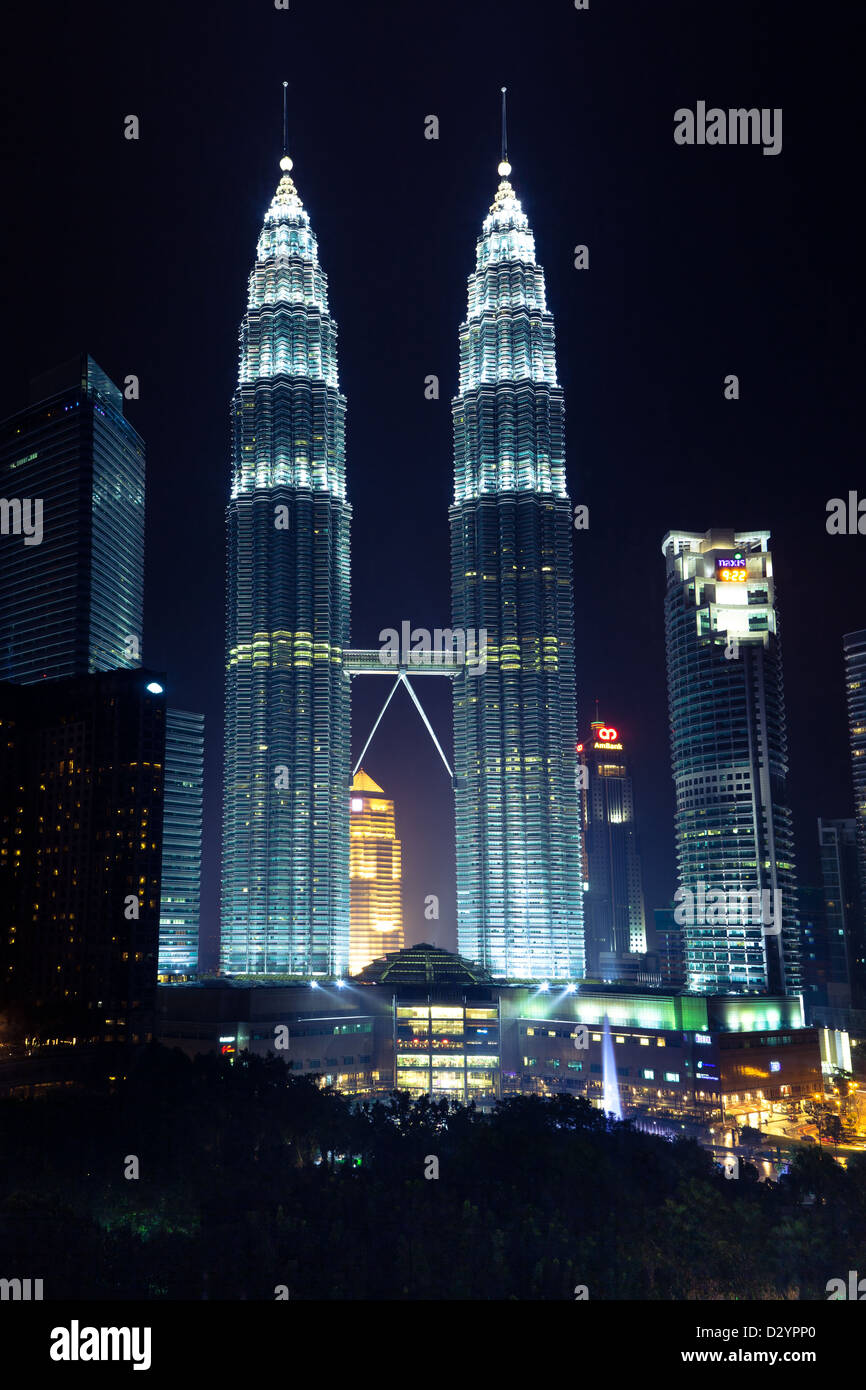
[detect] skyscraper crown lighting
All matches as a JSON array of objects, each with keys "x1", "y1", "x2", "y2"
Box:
[
  {"x1": 455, "y1": 164, "x2": 564, "y2": 499},
  {"x1": 233, "y1": 161, "x2": 345, "y2": 497}
]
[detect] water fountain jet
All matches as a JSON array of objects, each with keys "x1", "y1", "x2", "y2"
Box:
[{"x1": 601, "y1": 1014, "x2": 623, "y2": 1120}]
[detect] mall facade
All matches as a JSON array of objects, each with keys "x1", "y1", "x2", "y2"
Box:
[{"x1": 156, "y1": 943, "x2": 839, "y2": 1129}]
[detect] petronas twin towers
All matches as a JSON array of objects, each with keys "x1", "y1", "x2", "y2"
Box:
[
  {"x1": 222, "y1": 117, "x2": 583, "y2": 981},
  {"x1": 222, "y1": 154, "x2": 351, "y2": 976}
]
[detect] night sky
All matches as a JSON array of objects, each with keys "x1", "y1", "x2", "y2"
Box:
[{"x1": 1, "y1": 0, "x2": 860, "y2": 971}]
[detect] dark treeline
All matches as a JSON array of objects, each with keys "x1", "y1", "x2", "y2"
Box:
[{"x1": 0, "y1": 1044, "x2": 863, "y2": 1299}]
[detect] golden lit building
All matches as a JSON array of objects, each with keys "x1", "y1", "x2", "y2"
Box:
[{"x1": 349, "y1": 769, "x2": 403, "y2": 975}]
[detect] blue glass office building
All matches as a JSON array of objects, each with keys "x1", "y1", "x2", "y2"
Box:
[
  {"x1": 450, "y1": 158, "x2": 583, "y2": 979},
  {"x1": 0, "y1": 355, "x2": 144, "y2": 683},
  {"x1": 221, "y1": 155, "x2": 351, "y2": 976}
]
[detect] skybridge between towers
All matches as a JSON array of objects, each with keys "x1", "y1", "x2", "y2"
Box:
[
  {"x1": 344, "y1": 648, "x2": 464, "y2": 677},
  {"x1": 344, "y1": 645, "x2": 465, "y2": 784}
]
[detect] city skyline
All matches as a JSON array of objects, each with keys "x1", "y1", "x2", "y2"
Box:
[
  {"x1": 1, "y1": 0, "x2": 864, "y2": 1326},
  {"x1": 0, "y1": 1, "x2": 860, "y2": 976}
]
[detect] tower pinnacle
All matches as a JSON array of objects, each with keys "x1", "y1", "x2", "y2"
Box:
[
  {"x1": 280, "y1": 81, "x2": 293, "y2": 172},
  {"x1": 498, "y1": 86, "x2": 511, "y2": 178}
]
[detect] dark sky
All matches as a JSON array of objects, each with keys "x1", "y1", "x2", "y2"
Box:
[{"x1": 1, "y1": 0, "x2": 861, "y2": 971}]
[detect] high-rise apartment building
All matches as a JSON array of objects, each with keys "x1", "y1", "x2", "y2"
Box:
[
  {"x1": 221, "y1": 153, "x2": 352, "y2": 976},
  {"x1": 450, "y1": 146, "x2": 582, "y2": 980},
  {"x1": 159, "y1": 708, "x2": 205, "y2": 979},
  {"x1": 662, "y1": 528, "x2": 800, "y2": 995},
  {"x1": 844, "y1": 629, "x2": 866, "y2": 946},
  {"x1": 579, "y1": 719, "x2": 647, "y2": 975},
  {"x1": 0, "y1": 670, "x2": 165, "y2": 1044},
  {"x1": 349, "y1": 769, "x2": 403, "y2": 976},
  {"x1": 0, "y1": 355, "x2": 144, "y2": 684}
]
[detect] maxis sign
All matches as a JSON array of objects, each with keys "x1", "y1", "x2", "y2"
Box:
[{"x1": 716, "y1": 555, "x2": 748, "y2": 583}]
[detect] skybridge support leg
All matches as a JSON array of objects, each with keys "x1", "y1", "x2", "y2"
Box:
[
  {"x1": 352, "y1": 675, "x2": 402, "y2": 779},
  {"x1": 399, "y1": 672, "x2": 454, "y2": 782}
]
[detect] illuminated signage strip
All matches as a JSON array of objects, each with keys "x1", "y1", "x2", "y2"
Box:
[{"x1": 716, "y1": 555, "x2": 748, "y2": 584}]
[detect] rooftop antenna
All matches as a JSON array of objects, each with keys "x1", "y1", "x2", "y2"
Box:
[
  {"x1": 280, "y1": 80, "x2": 293, "y2": 172},
  {"x1": 498, "y1": 86, "x2": 511, "y2": 177},
  {"x1": 595, "y1": 697, "x2": 600, "y2": 721}
]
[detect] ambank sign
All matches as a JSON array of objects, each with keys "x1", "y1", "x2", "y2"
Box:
[{"x1": 592, "y1": 725, "x2": 622, "y2": 750}]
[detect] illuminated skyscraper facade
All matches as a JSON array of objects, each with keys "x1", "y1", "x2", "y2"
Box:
[
  {"x1": 579, "y1": 720, "x2": 647, "y2": 975},
  {"x1": 221, "y1": 155, "x2": 351, "y2": 976},
  {"x1": 662, "y1": 528, "x2": 800, "y2": 995},
  {"x1": 844, "y1": 629, "x2": 866, "y2": 950},
  {"x1": 0, "y1": 355, "x2": 144, "y2": 684},
  {"x1": 349, "y1": 769, "x2": 403, "y2": 976},
  {"x1": 450, "y1": 156, "x2": 582, "y2": 979},
  {"x1": 159, "y1": 708, "x2": 204, "y2": 979}
]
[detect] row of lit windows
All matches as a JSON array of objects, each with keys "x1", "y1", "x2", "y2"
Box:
[
  {"x1": 524, "y1": 1026, "x2": 669, "y2": 1048},
  {"x1": 396, "y1": 1055, "x2": 498, "y2": 1069}
]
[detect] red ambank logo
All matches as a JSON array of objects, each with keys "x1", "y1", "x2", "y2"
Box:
[{"x1": 592, "y1": 725, "x2": 623, "y2": 750}]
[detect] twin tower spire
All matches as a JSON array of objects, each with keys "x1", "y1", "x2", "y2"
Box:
[{"x1": 221, "y1": 89, "x2": 583, "y2": 982}]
